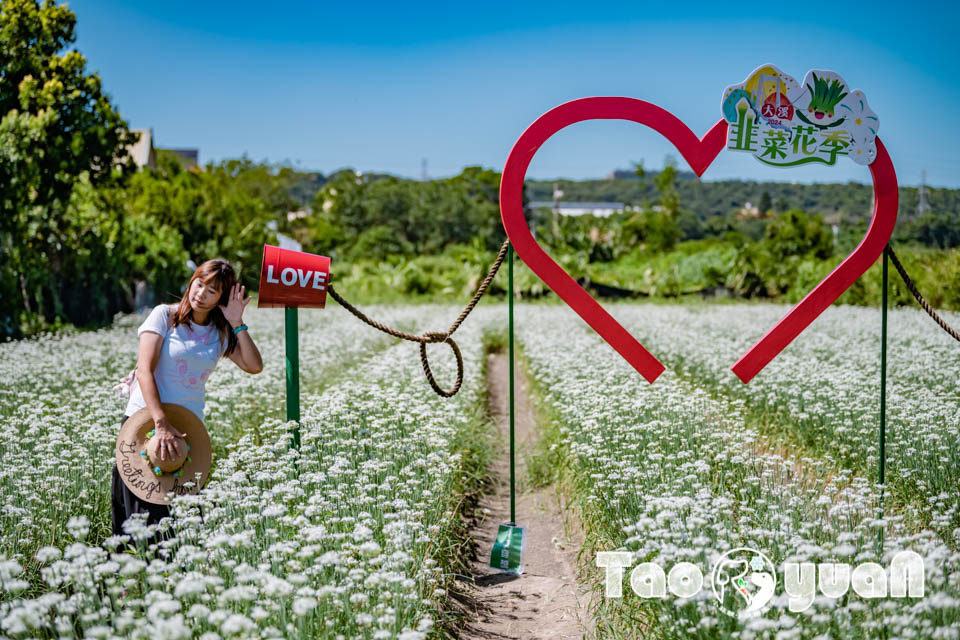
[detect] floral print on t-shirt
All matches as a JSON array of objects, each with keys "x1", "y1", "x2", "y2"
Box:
[
  {"x1": 171, "y1": 358, "x2": 214, "y2": 390},
  {"x1": 165, "y1": 323, "x2": 222, "y2": 393}
]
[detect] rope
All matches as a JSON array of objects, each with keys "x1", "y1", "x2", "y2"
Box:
[
  {"x1": 886, "y1": 245, "x2": 960, "y2": 343},
  {"x1": 327, "y1": 240, "x2": 511, "y2": 397}
]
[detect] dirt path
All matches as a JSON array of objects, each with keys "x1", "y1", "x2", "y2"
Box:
[{"x1": 453, "y1": 354, "x2": 594, "y2": 639}]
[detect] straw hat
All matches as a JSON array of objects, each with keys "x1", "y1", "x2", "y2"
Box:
[{"x1": 115, "y1": 403, "x2": 212, "y2": 505}]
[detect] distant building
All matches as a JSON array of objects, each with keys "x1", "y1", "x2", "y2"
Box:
[
  {"x1": 127, "y1": 128, "x2": 156, "y2": 169},
  {"x1": 124, "y1": 128, "x2": 199, "y2": 170},
  {"x1": 737, "y1": 201, "x2": 762, "y2": 218},
  {"x1": 529, "y1": 201, "x2": 626, "y2": 218},
  {"x1": 163, "y1": 149, "x2": 199, "y2": 169}
]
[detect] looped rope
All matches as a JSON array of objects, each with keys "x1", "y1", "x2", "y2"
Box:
[
  {"x1": 327, "y1": 240, "x2": 510, "y2": 396},
  {"x1": 419, "y1": 331, "x2": 464, "y2": 397},
  {"x1": 885, "y1": 245, "x2": 960, "y2": 343}
]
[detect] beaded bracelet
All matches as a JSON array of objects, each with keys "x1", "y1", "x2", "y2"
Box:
[{"x1": 233, "y1": 324, "x2": 248, "y2": 335}]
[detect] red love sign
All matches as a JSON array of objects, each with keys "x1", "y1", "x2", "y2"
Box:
[
  {"x1": 257, "y1": 244, "x2": 331, "y2": 309},
  {"x1": 499, "y1": 97, "x2": 898, "y2": 383}
]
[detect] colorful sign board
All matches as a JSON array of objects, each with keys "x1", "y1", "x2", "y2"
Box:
[
  {"x1": 499, "y1": 71, "x2": 898, "y2": 383},
  {"x1": 257, "y1": 244, "x2": 331, "y2": 309},
  {"x1": 722, "y1": 64, "x2": 879, "y2": 167}
]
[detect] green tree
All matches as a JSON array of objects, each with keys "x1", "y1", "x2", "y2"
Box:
[
  {"x1": 308, "y1": 167, "x2": 505, "y2": 260},
  {"x1": 897, "y1": 211, "x2": 960, "y2": 249},
  {"x1": 764, "y1": 209, "x2": 833, "y2": 261},
  {"x1": 124, "y1": 154, "x2": 294, "y2": 290},
  {"x1": 0, "y1": 0, "x2": 138, "y2": 336},
  {"x1": 653, "y1": 157, "x2": 680, "y2": 217},
  {"x1": 759, "y1": 191, "x2": 772, "y2": 215},
  {"x1": 728, "y1": 209, "x2": 834, "y2": 297},
  {"x1": 448, "y1": 166, "x2": 507, "y2": 251},
  {"x1": 622, "y1": 157, "x2": 681, "y2": 252}
]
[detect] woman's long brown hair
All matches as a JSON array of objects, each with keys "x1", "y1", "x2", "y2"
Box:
[{"x1": 171, "y1": 259, "x2": 239, "y2": 358}]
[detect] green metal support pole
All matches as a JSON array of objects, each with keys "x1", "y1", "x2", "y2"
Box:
[
  {"x1": 880, "y1": 249, "x2": 888, "y2": 487},
  {"x1": 285, "y1": 306, "x2": 301, "y2": 450},
  {"x1": 878, "y1": 247, "x2": 888, "y2": 549},
  {"x1": 508, "y1": 244, "x2": 516, "y2": 525}
]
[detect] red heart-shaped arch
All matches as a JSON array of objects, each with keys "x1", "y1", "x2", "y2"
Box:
[{"x1": 499, "y1": 97, "x2": 897, "y2": 383}]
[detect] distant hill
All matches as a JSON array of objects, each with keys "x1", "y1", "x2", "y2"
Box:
[
  {"x1": 287, "y1": 167, "x2": 960, "y2": 225},
  {"x1": 526, "y1": 171, "x2": 960, "y2": 224},
  {"x1": 286, "y1": 170, "x2": 409, "y2": 206},
  {"x1": 287, "y1": 171, "x2": 326, "y2": 206}
]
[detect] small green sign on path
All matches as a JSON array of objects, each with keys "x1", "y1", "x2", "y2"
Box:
[{"x1": 490, "y1": 523, "x2": 525, "y2": 574}]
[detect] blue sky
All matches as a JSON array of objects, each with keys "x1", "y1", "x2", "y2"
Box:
[{"x1": 74, "y1": 1, "x2": 960, "y2": 187}]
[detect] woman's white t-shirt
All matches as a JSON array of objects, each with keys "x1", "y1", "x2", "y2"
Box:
[{"x1": 124, "y1": 304, "x2": 226, "y2": 421}]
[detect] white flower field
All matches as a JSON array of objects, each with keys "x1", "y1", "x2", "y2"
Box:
[
  {"x1": 518, "y1": 303, "x2": 960, "y2": 639},
  {"x1": 1, "y1": 302, "x2": 958, "y2": 639},
  {"x1": 0, "y1": 305, "x2": 499, "y2": 639}
]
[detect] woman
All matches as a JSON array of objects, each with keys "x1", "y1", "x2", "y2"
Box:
[{"x1": 112, "y1": 258, "x2": 263, "y2": 541}]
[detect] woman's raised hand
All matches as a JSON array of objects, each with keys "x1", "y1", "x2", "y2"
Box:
[{"x1": 219, "y1": 283, "x2": 251, "y2": 328}]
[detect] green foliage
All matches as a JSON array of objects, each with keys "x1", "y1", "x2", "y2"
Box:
[
  {"x1": 703, "y1": 210, "x2": 831, "y2": 298},
  {"x1": 752, "y1": 209, "x2": 834, "y2": 295},
  {"x1": 653, "y1": 157, "x2": 680, "y2": 217},
  {"x1": 839, "y1": 247, "x2": 960, "y2": 309},
  {"x1": 117, "y1": 204, "x2": 190, "y2": 302},
  {"x1": 330, "y1": 243, "x2": 512, "y2": 303},
  {"x1": 377, "y1": 204, "x2": 959, "y2": 312},
  {"x1": 3, "y1": 2, "x2": 958, "y2": 338},
  {"x1": 350, "y1": 225, "x2": 413, "y2": 261},
  {"x1": 0, "y1": 0, "x2": 138, "y2": 338},
  {"x1": 0, "y1": 0, "x2": 298, "y2": 340},
  {"x1": 534, "y1": 211, "x2": 618, "y2": 263},
  {"x1": 526, "y1": 174, "x2": 960, "y2": 226},
  {"x1": 765, "y1": 209, "x2": 833, "y2": 260},
  {"x1": 285, "y1": 171, "x2": 326, "y2": 206},
  {"x1": 622, "y1": 208, "x2": 681, "y2": 253},
  {"x1": 301, "y1": 166, "x2": 505, "y2": 261},
  {"x1": 759, "y1": 191, "x2": 772, "y2": 214},
  {"x1": 589, "y1": 239, "x2": 735, "y2": 297},
  {"x1": 528, "y1": 160, "x2": 687, "y2": 265},
  {"x1": 124, "y1": 154, "x2": 295, "y2": 289},
  {"x1": 897, "y1": 210, "x2": 960, "y2": 249}
]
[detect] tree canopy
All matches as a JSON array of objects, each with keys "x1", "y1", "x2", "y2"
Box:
[{"x1": 0, "y1": 0, "x2": 137, "y2": 335}]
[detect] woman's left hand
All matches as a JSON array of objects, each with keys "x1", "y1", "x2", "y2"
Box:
[{"x1": 219, "y1": 283, "x2": 251, "y2": 328}]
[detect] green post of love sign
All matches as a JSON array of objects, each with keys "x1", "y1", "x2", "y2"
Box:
[{"x1": 490, "y1": 523, "x2": 525, "y2": 574}]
